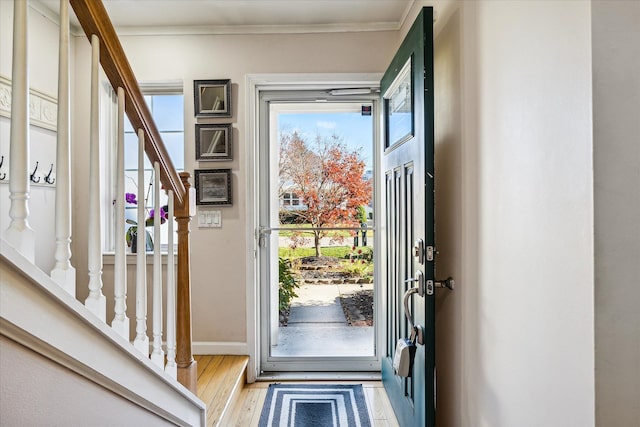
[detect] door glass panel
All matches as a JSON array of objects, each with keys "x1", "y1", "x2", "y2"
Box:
[
  {"x1": 267, "y1": 101, "x2": 376, "y2": 362},
  {"x1": 384, "y1": 58, "x2": 413, "y2": 148}
]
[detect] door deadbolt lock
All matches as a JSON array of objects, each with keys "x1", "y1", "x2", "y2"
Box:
[{"x1": 413, "y1": 239, "x2": 424, "y2": 264}]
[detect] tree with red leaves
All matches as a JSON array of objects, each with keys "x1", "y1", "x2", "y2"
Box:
[{"x1": 279, "y1": 131, "x2": 371, "y2": 257}]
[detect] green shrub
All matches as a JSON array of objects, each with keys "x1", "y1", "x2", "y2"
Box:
[
  {"x1": 344, "y1": 245, "x2": 373, "y2": 262},
  {"x1": 279, "y1": 210, "x2": 306, "y2": 224},
  {"x1": 340, "y1": 258, "x2": 373, "y2": 277},
  {"x1": 279, "y1": 257, "x2": 299, "y2": 311},
  {"x1": 356, "y1": 205, "x2": 367, "y2": 224}
]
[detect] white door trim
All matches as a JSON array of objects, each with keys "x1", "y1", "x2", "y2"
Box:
[{"x1": 244, "y1": 73, "x2": 382, "y2": 381}]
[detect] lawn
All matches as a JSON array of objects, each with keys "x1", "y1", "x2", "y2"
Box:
[
  {"x1": 278, "y1": 244, "x2": 373, "y2": 260},
  {"x1": 278, "y1": 245, "x2": 353, "y2": 259},
  {"x1": 277, "y1": 223, "x2": 374, "y2": 239}
]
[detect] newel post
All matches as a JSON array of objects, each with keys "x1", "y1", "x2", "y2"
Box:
[{"x1": 175, "y1": 172, "x2": 197, "y2": 393}]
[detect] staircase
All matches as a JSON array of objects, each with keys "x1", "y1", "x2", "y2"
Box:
[
  {"x1": 0, "y1": 0, "x2": 209, "y2": 424},
  {"x1": 195, "y1": 355, "x2": 250, "y2": 426},
  {"x1": 1, "y1": 241, "x2": 205, "y2": 425}
]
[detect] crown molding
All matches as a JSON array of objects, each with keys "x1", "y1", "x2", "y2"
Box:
[{"x1": 31, "y1": 0, "x2": 410, "y2": 37}]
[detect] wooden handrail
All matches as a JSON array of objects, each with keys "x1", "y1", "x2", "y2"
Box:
[{"x1": 69, "y1": 0, "x2": 185, "y2": 205}]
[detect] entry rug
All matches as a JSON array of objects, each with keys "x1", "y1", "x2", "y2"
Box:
[{"x1": 258, "y1": 384, "x2": 372, "y2": 427}]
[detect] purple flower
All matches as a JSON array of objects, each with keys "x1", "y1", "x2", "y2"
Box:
[
  {"x1": 125, "y1": 193, "x2": 137, "y2": 204},
  {"x1": 149, "y1": 207, "x2": 168, "y2": 222}
]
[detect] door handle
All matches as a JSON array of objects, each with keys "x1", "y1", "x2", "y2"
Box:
[{"x1": 403, "y1": 270, "x2": 425, "y2": 345}]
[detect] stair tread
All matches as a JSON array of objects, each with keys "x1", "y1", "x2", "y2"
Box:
[{"x1": 194, "y1": 355, "x2": 248, "y2": 427}]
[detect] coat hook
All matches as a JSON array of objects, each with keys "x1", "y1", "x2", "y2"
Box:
[
  {"x1": 44, "y1": 163, "x2": 55, "y2": 184},
  {"x1": 0, "y1": 155, "x2": 5, "y2": 180},
  {"x1": 30, "y1": 161, "x2": 40, "y2": 183}
]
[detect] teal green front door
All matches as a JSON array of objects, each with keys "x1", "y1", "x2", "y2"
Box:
[{"x1": 381, "y1": 7, "x2": 435, "y2": 427}]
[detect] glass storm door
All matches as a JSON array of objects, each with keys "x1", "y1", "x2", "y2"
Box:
[
  {"x1": 258, "y1": 91, "x2": 380, "y2": 373},
  {"x1": 381, "y1": 8, "x2": 436, "y2": 427}
]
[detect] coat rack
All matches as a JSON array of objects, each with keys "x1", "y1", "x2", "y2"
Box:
[
  {"x1": 44, "y1": 163, "x2": 55, "y2": 184},
  {"x1": 30, "y1": 161, "x2": 40, "y2": 183},
  {"x1": 0, "y1": 155, "x2": 6, "y2": 180}
]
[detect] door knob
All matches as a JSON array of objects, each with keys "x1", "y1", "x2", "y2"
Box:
[{"x1": 435, "y1": 277, "x2": 455, "y2": 290}]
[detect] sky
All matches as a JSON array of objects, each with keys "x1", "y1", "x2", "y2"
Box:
[{"x1": 278, "y1": 109, "x2": 374, "y2": 170}]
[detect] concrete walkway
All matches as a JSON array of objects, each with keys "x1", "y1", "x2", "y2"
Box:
[{"x1": 271, "y1": 283, "x2": 374, "y2": 357}]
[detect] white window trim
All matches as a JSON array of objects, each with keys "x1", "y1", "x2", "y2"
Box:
[{"x1": 101, "y1": 80, "x2": 184, "y2": 254}]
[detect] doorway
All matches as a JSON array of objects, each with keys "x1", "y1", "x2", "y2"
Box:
[{"x1": 257, "y1": 89, "x2": 381, "y2": 373}]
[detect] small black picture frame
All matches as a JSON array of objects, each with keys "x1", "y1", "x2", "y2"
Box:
[
  {"x1": 194, "y1": 79, "x2": 231, "y2": 117},
  {"x1": 195, "y1": 124, "x2": 232, "y2": 161},
  {"x1": 195, "y1": 168, "x2": 232, "y2": 206}
]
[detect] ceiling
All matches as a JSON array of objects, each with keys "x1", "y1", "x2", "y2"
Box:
[{"x1": 34, "y1": 0, "x2": 416, "y2": 35}]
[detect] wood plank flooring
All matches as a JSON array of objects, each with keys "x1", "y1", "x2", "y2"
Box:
[
  {"x1": 195, "y1": 355, "x2": 399, "y2": 426},
  {"x1": 195, "y1": 355, "x2": 249, "y2": 427}
]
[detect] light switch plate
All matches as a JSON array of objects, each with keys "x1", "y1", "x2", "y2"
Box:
[{"x1": 198, "y1": 210, "x2": 222, "y2": 228}]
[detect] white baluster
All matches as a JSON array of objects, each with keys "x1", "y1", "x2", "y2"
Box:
[
  {"x1": 165, "y1": 190, "x2": 177, "y2": 379},
  {"x1": 84, "y1": 35, "x2": 105, "y2": 321},
  {"x1": 150, "y1": 162, "x2": 164, "y2": 367},
  {"x1": 133, "y1": 129, "x2": 149, "y2": 355},
  {"x1": 51, "y1": 0, "x2": 76, "y2": 296},
  {"x1": 111, "y1": 87, "x2": 129, "y2": 339},
  {"x1": 5, "y1": 0, "x2": 35, "y2": 261}
]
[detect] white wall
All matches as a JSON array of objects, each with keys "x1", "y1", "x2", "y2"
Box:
[
  {"x1": 0, "y1": 336, "x2": 175, "y2": 426},
  {"x1": 70, "y1": 30, "x2": 399, "y2": 346},
  {"x1": 592, "y1": 1, "x2": 640, "y2": 425},
  {"x1": 431, "y1": 0, "x2": 597, "y2": 425},
  {"x1": 0, "y1": 2, "x2": 61, "y2": 93},
  {"x1": 465, "y1": 1, "x2": 594, "y2": 425},
  {"x1": 0, "y1": 2, "x2": 67, "y2": 272},
  {"x1": 433, "y1": 5, "x2": 463, "y2": 426}
]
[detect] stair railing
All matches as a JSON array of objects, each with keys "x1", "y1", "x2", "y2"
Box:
[{"x1": 4, "y1": 0, "x2": 197, "y2": 393}]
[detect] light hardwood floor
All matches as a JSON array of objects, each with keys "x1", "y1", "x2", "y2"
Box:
[{"x1": 195, "y1": 355, "x2": 399, "y2": 426}]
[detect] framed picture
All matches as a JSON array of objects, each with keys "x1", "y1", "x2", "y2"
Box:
[
  {"x1": 194, "y1": 79, "x2": 231, "y2": 117},
  {"x1": 195, "y1": 168, "x2": 232, "y2": 206},
  {"x1": 196, "y1": 124, "x2": 232, "y2": 161}
]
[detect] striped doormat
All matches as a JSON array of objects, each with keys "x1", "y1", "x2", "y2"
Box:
[{"x1": 258, "y1": 384, "x2": 372, "y2": 427}]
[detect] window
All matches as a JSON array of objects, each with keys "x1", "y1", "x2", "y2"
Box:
[
  {"x1": 281, "y1": 192, "x2": 302, "y2": 208},
  {"x1": 104, "y1": 83, "x2": 184, "y2": 252}
]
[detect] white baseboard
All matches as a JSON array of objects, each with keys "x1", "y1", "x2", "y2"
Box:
[{"x1": 193, "y1": 341, "x2": 248, "y2": 355}]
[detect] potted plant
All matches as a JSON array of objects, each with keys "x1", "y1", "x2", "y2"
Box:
[{"x1": 124, "y1": 192, "x2": 167, "y2": 253}]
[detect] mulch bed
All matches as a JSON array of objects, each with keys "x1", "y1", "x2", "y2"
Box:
[{"x1": 339, "y1": 289, "x2": 373, "y2": 326}]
